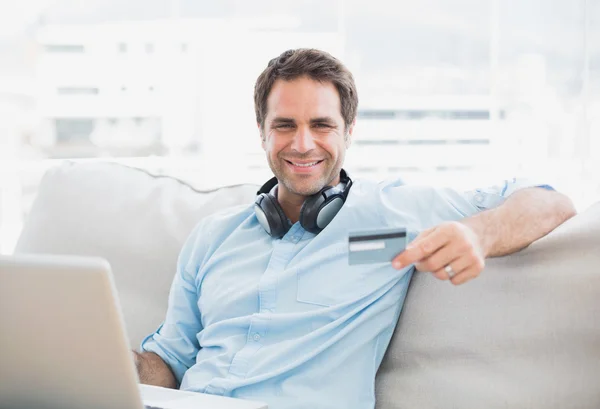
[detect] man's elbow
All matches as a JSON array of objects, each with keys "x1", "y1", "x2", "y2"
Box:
[{"x1": 551, "y1": 191, "x2": 577, "y2": 224}]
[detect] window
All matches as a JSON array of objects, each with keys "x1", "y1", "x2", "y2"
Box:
[
  {"x1": 57, "y1": 87, "x2": 99, "y2": 95},
  {"x1": 357, "y1": 110, "x2": 491, "y2": 120},
  {"x1": 54, "y1": 118, "x2": 95, "y2": 144},
  {"x1": 0, "y1": 0, "x2": 598, "y2": 253},
  {"x1": 45, "y1": 45, "x2": 85, "y2": 53}
]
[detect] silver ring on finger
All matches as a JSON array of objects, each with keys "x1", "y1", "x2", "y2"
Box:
[{"x1": 444, "y1": 264, "x2": 456, "y2": 278}]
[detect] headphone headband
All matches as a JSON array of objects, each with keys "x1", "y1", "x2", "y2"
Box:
[{"x1": 254, "y1": 169, "x2": 352, "y2": 238}]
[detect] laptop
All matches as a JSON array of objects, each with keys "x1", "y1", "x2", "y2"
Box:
[{"x1": 0, "y1": 254, "x2": 268, "y2": 409}]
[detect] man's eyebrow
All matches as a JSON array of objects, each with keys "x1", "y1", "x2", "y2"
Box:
[
  {"x1": 271, "y1": 117, "x2": 296, "y2": 124},
  {"x1": 310, "y1": 117, "x2": 337, "y2": 124}
]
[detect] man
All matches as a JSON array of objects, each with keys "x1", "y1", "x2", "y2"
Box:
[{"x1": 133, "y1": 49, "x2": 576, "y2": 408}]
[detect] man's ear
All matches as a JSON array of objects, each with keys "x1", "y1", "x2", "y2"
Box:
[
  {"x1": 258, "y1": 123, "x2": 266, "y2": 150},
  {"x1": 345, "y1": 120, "x2": 356, "y2": 149}
]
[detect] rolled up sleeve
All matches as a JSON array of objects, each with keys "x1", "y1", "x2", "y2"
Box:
[{"x1": 463, "y1": 178, "x2": 555, "y2": 212}]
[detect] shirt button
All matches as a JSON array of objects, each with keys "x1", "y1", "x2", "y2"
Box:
[
  {"x1": 475, "y1": 193, "x2": 484, "y2": 203},
  {"x1": 253, "y1": 333, "x2": 261, "y2": 341}
]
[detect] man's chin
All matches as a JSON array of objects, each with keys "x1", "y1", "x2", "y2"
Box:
[
  {"x1": 286, "y1": 184, "x2": 323, "y2": 197},
  {"x1": 275, "y1": 163, "x2": 339, "y2": 197},
  {"x1": 281, "y1": 177, "x2": 326, "y2": 197}
]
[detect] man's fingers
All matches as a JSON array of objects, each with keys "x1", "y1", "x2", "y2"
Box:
[
  {"x1": 415, "y1": 227, "x2": 436, "y2": 240},
  {"x1": 414, "y1": 241, "x2": 467, "y2": 273},
  {"x1": 394, "y1": 221, "x2": 487, "y2": 284},
  {"x1": 449, "y1": 265, "x2": 482, "y2": 285},
  {"x1": 393, "y1": 227, "x2": 448, "y2": 269},
  {"x1": 430, "y1": 255, "x2": 471, "y2": 280}
]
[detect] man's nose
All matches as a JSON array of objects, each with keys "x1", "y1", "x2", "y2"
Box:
[{"x1": 290, "y1": 126, "x2": 317, "y2": 153}]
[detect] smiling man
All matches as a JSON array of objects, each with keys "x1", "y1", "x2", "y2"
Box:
[
  {"x1": 259, "y1": 66, "x2": 351, "y2": 206},
  {"x1": 134, "y1": 49, "x2": 576, "y2": 409}
]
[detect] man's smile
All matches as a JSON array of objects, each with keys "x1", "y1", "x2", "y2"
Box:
[{"x1": 284, "y1": 159, "x2": 325, "y2": 173}]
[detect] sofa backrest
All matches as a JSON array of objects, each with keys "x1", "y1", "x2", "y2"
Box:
[
  {"x1": 15, "y1": 162, "x2": 600, "y2": 409},
  {"x1": 15, "y1": 162, "x2": 258, "y2": 347}
]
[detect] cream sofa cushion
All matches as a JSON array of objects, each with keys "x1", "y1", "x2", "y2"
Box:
[
  {"x1": 376, "y1": 202, "x2": 600, "y2": 408},
  {"x1": 15, "y1": 162, "x2": 258, "y2": 347}
]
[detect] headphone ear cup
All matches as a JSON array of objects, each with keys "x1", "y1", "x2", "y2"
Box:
[
  {"x1": 256, "y1": 193, "x2": 292, "y2": 238},
  {"x1": 299, "y1": 190, "x2": 327, "y2": 234}
]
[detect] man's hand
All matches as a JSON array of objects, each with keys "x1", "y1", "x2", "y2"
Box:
[
  {"x1": 391, "y1": 187, "x2": 576, "y2": 286},
  {"x1": 392, "y1": 222, "x2": 487, "y2": 286},
  {"x1": 132, "y1": 350, "x2": 142, "y2": 371},
  {"x1": 133, "y1": 350, "x2": 178, "y2": 389}
]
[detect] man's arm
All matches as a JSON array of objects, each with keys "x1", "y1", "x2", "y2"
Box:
[
  {"x1": 137, "y1": 221, "x2": 208, "y2": 387},
  {"x1": 461, "y1": 187, "x2": 576, "y2": 257},
  {"x1": 133, "y1": 350, "x2": 178, "y2": 389},
  {"x1": 393, "y1": 187, "x2": 577, "y2": 285}
]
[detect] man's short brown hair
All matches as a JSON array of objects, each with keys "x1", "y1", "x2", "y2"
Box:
[{"x1": 254, "y1": 48, "x2": 358, "y2": 132}]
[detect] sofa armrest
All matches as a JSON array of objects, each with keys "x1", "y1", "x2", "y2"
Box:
[{"x1": 376, "y1": 203, "x2": 600, "y2": 409}]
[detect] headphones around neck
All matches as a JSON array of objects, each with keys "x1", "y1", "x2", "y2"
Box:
[{"x1": 254, "y1": 169, "x2": 353, "y2": 238}]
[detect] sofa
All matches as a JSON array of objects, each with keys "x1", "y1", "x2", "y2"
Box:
[{"x1": 14, "y1": 161, "x2": 600, "y2": 409}]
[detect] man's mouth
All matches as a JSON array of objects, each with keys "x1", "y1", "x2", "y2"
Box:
[
  {"x1": 284, "y1": 159, "x2": 324, "y2": 172},
  {"x1": 285, "y1": 160, "x2": 323, "y2": 167}
]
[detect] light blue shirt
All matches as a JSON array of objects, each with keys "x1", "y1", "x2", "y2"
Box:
[{"x1": 141, "y1": 178, "x2": 548, "y2": 409}]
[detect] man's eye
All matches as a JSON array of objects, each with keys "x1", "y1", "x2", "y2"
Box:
[
  {"x1": 314, "y1": 123, "x2": 331, "y2": 128},
  {"x1": 276, "y1": 124, "x2": 294, "y2": 129}
]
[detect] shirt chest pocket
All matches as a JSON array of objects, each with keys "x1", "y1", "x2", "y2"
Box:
[{"x1": 295, "y1": 242, "x2": 368, "y2": 307}]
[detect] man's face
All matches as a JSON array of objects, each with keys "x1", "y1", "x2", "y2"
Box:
[{"x1": 260, "y1": 76, "x2": 353, "y2": 199}]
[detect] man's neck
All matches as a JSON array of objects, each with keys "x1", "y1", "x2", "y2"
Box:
[
  {"x1": 277, "y1": 189, "x2": 305, "y2": 224},
  {"x1": 275, "y1": 175, "x2": 342, "y2": 225}
]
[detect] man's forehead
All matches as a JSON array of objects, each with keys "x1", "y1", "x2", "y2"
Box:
[{"x1": 266, "y1": 77, "x2": 342, "y2": 120}]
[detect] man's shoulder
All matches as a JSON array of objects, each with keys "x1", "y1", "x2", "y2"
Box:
[
  {"x1": 195, "y1": 202, "x2": 256, "y2": 235},
  {"x1": 350, "y1": 177, "x2": 397, "y2": 195},
  {"x1": 351, "y1": 177, "x2": 428, "y2": 198},
  {"x1": 178, "y1": 202, "x2": 256, "y2": 271},
  {"x1": 350, "y1": 177, "x2": 468, "y2": 217},
  {"x1": 353, "y1": 177, "x2": 456, "y2": 196}
]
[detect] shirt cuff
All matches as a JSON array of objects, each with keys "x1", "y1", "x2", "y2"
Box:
[
  {"x1": 140, "y1": 325, "x2": 188, "y2": 386},
  {"x1": 465, "y1": 178, "x2": 555, "y2": 211}
]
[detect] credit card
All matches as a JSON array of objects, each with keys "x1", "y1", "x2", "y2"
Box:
[{"x1": 348, "y1": 227, "x2": 407, "y2": 265}]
